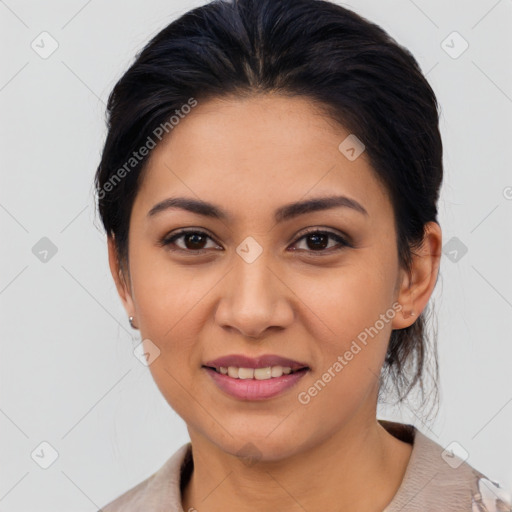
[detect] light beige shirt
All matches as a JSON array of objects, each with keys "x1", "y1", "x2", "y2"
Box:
[{"x1": 100, "y1": 420, "x2": 511, "y2": 511}]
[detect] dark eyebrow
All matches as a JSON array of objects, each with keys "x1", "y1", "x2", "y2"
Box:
[
  {"x1": 147, "y1": 195, "x2": 368, "y2": 222},
  {"x1": 274, "y1": 195, "x2": 368, "y2": 222}
]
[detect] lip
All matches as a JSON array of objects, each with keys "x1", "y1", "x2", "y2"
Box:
[
  {"x1": 203, "y1": 354, "x2": 309, "y2": 371},
  {"x1": 202, "y1": 353, "x2": 310, "y2": 401},
  {"x1": 203, "y1": 366, "x2": 309, "y2": 400}
]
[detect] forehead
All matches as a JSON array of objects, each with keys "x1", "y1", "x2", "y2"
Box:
[{"x1": 133, "y1": 94, "x2": 392, "y2": 223}]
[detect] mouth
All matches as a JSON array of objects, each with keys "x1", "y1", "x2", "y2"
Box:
[
  {"x1": 202, "y1": 365, "x2": 309, "y2": 380},
  {"x1": 202, "y1": 353, "x2": 310, "y2": 379},
  {"x1": 201, "y1": 354, "x2": 311, "y2": 400}
]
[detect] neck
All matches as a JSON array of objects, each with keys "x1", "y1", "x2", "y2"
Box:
[{"x1": 181, "y1": 417, "x2": 412, "y2": 512}]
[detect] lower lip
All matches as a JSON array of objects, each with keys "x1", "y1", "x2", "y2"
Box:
[{"x1": 203, "y1": 367, "x2": 309, "y2": 401}]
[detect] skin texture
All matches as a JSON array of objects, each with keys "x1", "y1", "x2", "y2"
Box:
[{"x1": 108, "y1": 94, "x2": 442, "y2": 511}]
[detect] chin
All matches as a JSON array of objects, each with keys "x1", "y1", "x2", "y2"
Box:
[{"x1": 208, "y1": 428, "x2": 307, "y2": 465}]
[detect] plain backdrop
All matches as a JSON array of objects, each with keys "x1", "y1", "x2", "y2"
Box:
[{"x1": 1, "y1": 0, "x2": 511, "y2": 510}]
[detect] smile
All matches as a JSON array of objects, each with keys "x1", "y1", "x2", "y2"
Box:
[
  {"x1": 203, "y1": 365, "x2": 310, "y2": 400},
  {"x1": 206, "y1": 365, "x2": 308, "y2": 379}
]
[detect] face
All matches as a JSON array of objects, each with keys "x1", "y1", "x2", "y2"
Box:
[{"x1": 109, "y1": 93, "x2": 434, "y2": 461}]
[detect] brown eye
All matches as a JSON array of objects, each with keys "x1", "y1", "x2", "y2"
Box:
[
  {"x1": 159, "y1": 228, "x2": 351, "y2": 256},
  {"x1": 179, "y1": 232, "x2": 208, "y2": 250},
  {"x1": 160, "y1": 230, "x2": 221, "y2": 253},
  {"x1": 291, "y1": 230, "x2": 351, "y2": 254}
]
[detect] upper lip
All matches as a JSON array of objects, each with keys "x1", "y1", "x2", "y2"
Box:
[{"x1": 203, "y1": 354, "x2": 309, "y2": 370}]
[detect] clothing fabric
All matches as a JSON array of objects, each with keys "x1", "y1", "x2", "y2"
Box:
[{"x1": 100, "y1": 420, "x2": 511, "y2": 511}]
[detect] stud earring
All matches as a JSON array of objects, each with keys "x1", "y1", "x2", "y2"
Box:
[{"x1": 129, "y1": 316, "x2": 138, "y2": 329}]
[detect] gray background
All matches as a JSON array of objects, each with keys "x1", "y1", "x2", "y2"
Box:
[{"x1": 1, "y1": 0, "x2": 511, "y2": 510}]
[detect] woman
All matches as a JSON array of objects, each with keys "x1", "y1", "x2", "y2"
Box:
[{"x1": 95, "y1": 0, "x2": 511, "y2": 510}]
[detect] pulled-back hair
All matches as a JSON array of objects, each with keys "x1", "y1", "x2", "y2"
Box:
[{"x1": 95, "y1": 0, "x2": 442, "y2": 418}]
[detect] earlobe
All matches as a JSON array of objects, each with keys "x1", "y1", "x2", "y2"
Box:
[{"x1": 392, "y1": 222, "x2": 442, "y2": 330}]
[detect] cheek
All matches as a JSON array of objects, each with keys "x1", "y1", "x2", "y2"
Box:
[
  {"x1": 293, "y1": 255, "x2": 397, "y2": 342},
  {"x1": 129, "y1": 256, "x2": 211, "y2": 415},
  {"x1": 290, "y1": 258, "x2": 396, "y2": 400},
  {"x1": 129, "y1": 245, "x2": 217, "y2": 340}
]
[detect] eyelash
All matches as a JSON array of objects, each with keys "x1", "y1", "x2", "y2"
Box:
[{"x1": 158, "y1": 228, "x2": 352, "y2": 256}]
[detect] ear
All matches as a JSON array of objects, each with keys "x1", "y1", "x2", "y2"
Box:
[
  {"x1": 392, "y1": 221, "x2": 442, "y2": 329},
  {"x1": 107, "y1": 235, "x2": 136, "y2": 321}
]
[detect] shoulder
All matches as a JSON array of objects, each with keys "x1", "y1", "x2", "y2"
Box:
[
  {"x1": 383, "y1": 423, "x2": 511, "y2": 512},
  {"x1": 99, "y1": 443, "x2": 192, "y2": 512}
]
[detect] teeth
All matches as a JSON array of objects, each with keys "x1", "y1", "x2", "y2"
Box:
[
  {"x1": 217, "y1": 365, "x2": 297, "y2": 379},
  {"x1": 255, "y1": 367, "x2": 271, "y2": 380},
  {"x1": 238, "y1": 367, "x2": 254, "y2": 379},
  {"x1": 227, "y1": 366, "x2": 239, "y2": 378}
]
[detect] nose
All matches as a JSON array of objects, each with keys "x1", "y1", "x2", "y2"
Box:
[{"x1": 214, "y1": 252, "x2": 295, "y2": 339}]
